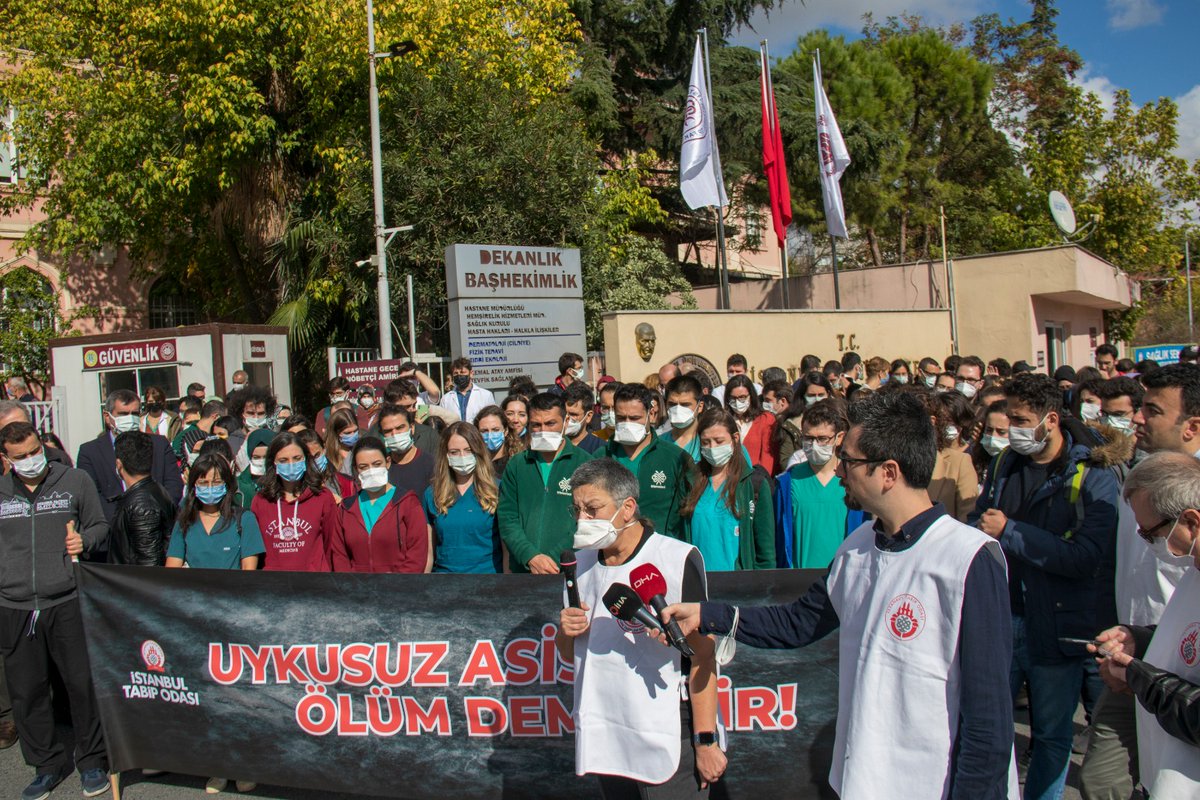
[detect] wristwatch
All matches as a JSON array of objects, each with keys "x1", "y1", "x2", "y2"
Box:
[{"x1": 693, "y1": 731, "x2": 718, "y2": 747}]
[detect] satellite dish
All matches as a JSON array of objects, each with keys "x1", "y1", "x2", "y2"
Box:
[{"x1": 1048, "y1": 191, "x2": 1077, "y2": 236}]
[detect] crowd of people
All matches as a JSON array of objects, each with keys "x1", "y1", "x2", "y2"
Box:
[{"x1": 0, "y1": 342, "x2": 1198, "y2": 799}]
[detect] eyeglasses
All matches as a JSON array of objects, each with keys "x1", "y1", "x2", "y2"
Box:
[
  {"x1": 801, "y1": 435, "x2": 837, "y2": 447},
  {"x1": 1137, "y1": 517, "x2": 1175, "y2": 544},
  {"x1": 570, "y1": 503, "x2": 612, "y2": 520},
  {"x1": 835, "y1": 449, "x2": 885, "y2": 468}
]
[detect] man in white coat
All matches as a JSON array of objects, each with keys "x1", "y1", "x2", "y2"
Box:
[{"x1": 659, "y1": 391, "x2": 1018, "y2": 799}]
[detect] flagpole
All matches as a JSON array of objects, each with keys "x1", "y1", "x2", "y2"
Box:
[
  {"x1": 763, "y1": 40, "x2": 790, "y2": 310},
  {"x1": 816, "y1": 49, "x2": 841, "y2": 310},
  {"x1": 701, "y1": 27, "x2": 731, "y2": 311}
]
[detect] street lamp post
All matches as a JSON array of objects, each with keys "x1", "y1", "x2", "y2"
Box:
[{"x1": 366, "y1": 0, "x2": 391, "y2": 359}]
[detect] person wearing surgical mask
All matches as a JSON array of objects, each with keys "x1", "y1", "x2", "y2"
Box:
[
  {"x1": 1075, "y1": 380, "x2": 1104, "y2": 424},
  {"x1": 296, "y1": 427, "x2": 351, "y2": 502},
  {"x1": 678, "y1": 408, "x2": 775, "y2": 574},
  {"x1": 925, "y1": 392, "x2": 979, "y2": 522},
  {"x1": 167, "y1": 452, "x2": 263, "y2": 570},
  {"x1": 659, "y1": 374, "x2": 707, "y2": 461},
  {"x1": 594, "y1": 380, "x2": 620, "y2": 441},
  {"x1": 760, "y1": 381, "x2": 792, "y2": 419},
  {"x1": 497, "y1": 392, "x2": 594, "y2": 575},
  {"x1": 551, "y1": 351, "x2": 587, "y2": 396},
  {"x1": 324, "y1": 408, "x2": 360, "y2": 477},
  {"x1": 370, "y1": 405, "x2": 435, "y2": 500},
  {"x1": 935, "y1": 372, "x2": 957, "y2": 394},
  {"x1": 1088, "y1": 452, "x2": 1200, "y2": 800},
  {"x1": 723, "y1": 375, "x2": 777, "y2": 476},
  {"x1": 563, "y1": 382, "x2": 603, "y2": 454},
  {"x1": 970, "y1": 399, "x2": 1010, "y2": 480},
  {"x1": 915, "y1": 357, "x2": 942, "y2": 389},
  {"x1": 889, "y1": 359, "x2": 912, "y2": 386},
  {"x1": 249, "y1": 431, "x2": 336, "y2": 572},
  {"x1": 603, "y1": 383, "x2": 691, "y2": 538},
  {"x1": 709, "y1": 353, "x2": 761, "y2": 406},
  {"x1": 555, "y1": 458, "x2": 723, "y2": 796},
  {"x1": 953, "y1": 355, "x2": 987, "y2": 400},
  {"x1": 473, "y1": 406, "x2": 511, "y2": 479},
  {"x1": 1095, "y1": 376, "x2": 1144, "y2": 440},
  {"x1": 328, "y1": 437, "x2": 428, "y2": 573},
  {"x1": 236, "y1": 428, "x2": 275, "y2": 507},
  {"x1": 969, "y1": 372, "x2": 1120, "y2": 800},
  {"x1": 314, "y1": 376, "x2": 352, "y2": 438},
  {"x1": 776, "y1": 399, "x2": 860, "y2": 568},
  {"x1": 438, "y1": 357, "x2": 497, "y2": 423},
  {"x1": 424, "y1": 423, "x2": 501, "y2": 574}
]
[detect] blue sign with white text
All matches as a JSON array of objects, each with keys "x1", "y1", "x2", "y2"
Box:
[{"x1": 1133, "y1": 344, "x2": 1187, "y2": 364}]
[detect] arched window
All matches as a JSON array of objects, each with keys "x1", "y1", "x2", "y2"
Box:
[{"x1": 148, "y1": 277, "x2": 198, "y2": 329}]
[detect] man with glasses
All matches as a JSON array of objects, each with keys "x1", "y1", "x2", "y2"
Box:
[
  {"x1": 659, "y1": 391, "x2": 1018, "y2": 798},
  {"x1": 969, "y1": 373, "x2": 1119, "y2": 800},
  {"x1": 954, "y1": 355, "x2": 987, "y2": 400}
]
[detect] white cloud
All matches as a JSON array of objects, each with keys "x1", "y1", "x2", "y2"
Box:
[
  {"x1": 729, "y1": 0, "x2": 983, "y2": 50},
  {"x1": 1175, "y1": 85, "x2": 1200, "y2": 161},
  {"x1": 1072, "y1": 69, "x2": 1122, "y2": 115},
  {"x1": 1106, "y1": 0, "x2": 1166, "y2": 31}
]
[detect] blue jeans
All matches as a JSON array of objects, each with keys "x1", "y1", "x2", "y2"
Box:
[{"x1": 1010, "y1": 616, "x2": 1086, "y2": 800}]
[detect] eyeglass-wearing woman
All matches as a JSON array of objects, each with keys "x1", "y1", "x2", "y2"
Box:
[
  {"x1": 425, "y1": 422, "x2": 502, "y2": 574},
  {"x1": 329, "y1": 436, "x2": 429, "y2": 573},
  {"x1": 679, "y1": 408, "x2": 775, "y2": 571},
  {"x1": 723, "y1": 374, "x2": 776, "y2": 475}
]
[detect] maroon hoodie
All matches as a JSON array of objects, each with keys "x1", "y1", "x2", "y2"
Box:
[
  {"x1": 251, "y1": 488, "x2": 336, "y2": 572},
  {"x1": 330, "y1": 489, "x2": 428, "y2": 573}
]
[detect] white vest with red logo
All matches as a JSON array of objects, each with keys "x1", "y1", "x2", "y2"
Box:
[
  {"x1": 572, "y1": 534, "x2": 701, "y2": 784},
  {"x1": 1136, "y1": 566, "x2": 1200, "y2": 799},
  {"x1": 825, "y1": 514, "x2": 1019, "y2": 799}
]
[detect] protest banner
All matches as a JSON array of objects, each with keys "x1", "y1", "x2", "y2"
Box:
[{"x1": 77, "y1": 566, "x2": 837, "y2": 798}]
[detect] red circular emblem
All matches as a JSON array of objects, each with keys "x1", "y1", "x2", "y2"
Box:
[
  {"x1": 885, "y1": 594, "x2": 926, "y2": 641},
  {"x1": 160, "y1": 341, "x2": 176, "y2": 360},
  {"x1": 1180, "y1": 622, "x2": 1200, "y2": 667},
  {"x1": 141, "y1": 639, "x2": 166, "y2": 672}
]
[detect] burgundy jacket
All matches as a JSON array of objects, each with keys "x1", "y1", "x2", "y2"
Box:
[{"x1": 330, "y1": 489, "x2": 428, "y2": 573}]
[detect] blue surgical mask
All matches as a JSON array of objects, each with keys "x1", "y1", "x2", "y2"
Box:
[
  {"x1": 339, "y1": 432, "x2": 360, "y2": 447},
  {"x1": 194, "y1": 484, "x2": 227, "y2": 505},
  {"x1": 482, "y1": 431, "x2": 505, "y2": 452},
  {"x1": 314, "y1": 454, "x2": 329, "y2": 472},
  {"x1": 276, "y1": 460, "x2": 307, "y2": 482}
]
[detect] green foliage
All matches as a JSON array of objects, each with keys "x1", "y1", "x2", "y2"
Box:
[{"x1": 0, "y1": 269, "x2": 89, "y2": 391}]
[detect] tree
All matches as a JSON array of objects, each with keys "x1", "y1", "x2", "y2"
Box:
[{"x1": 0, "y1": 269, "x2": 89, "y2": 395}]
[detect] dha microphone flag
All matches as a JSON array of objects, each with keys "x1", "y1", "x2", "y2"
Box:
[
  {"x1": 630, "y1": 563, "x2": 694, "y2": 657},
  {"x1": 679, "y1": 35, "x2": 728, "y2": 210},
  {"x1": 603, "y1": 583, "x2": 666, "y2": 635},
  {"x1": 813, "y1": 56, "x2": 851, "y2": 238}
]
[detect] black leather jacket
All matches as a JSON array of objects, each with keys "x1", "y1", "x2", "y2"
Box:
[
  {"x1": 1129, "y1": 625, "x2": 1200, "y2": 747},
  {"x1": 108, "y1": 479, "x2": 176, "y2": 566}
]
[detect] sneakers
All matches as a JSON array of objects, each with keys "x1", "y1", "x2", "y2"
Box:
[
  {"x1": 21, "y1": 771, "x2": 66, "y2": 800},
  {"x1": 80, "y1": 768, "x2": 109, "y2": 798},
  {"x1": 206, "y1": 778, "x2": 228, "y2": 794},
  {"x1": 0, "y1": 719, "x2": 18, "y2": 750},
  {"x1": 235, "y1": 782, "x2": 257, "y2": 793}
]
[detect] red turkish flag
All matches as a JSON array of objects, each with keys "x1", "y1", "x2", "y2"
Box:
[{"x1": 760, "y1": 49, "x2": 792, "y2": 249}]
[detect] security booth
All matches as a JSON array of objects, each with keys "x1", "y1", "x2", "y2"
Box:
[{"x1": 47, "y1": 323, "x2": 291, "y2": 458}]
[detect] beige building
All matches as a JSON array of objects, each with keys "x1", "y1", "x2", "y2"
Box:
[{"x1": 682, "y1": 245, "x2": 1136, "y2": 375}]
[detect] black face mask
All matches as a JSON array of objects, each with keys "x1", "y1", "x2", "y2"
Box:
[
  {"x1": 146, "y1": 403, "x2": 164, "y2": 415},
  {"x1": 452, "y1": 374, "x2": 470, "y2": 391}
]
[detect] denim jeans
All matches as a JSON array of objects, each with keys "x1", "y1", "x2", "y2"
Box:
[{"x1": 1010, "y1": 615, "x2": 1086, "y2": 800}]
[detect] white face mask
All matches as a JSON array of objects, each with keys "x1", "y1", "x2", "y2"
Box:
[
  {"x1": 231, "y1": 382, "x2": 247, "y2": 392},
  {"x1": 570, "y1": 367, "x2": 585, "y2": 381},
  {"x1": 10, "y1": 451, "x2": 47, "y2": 479},
  {"x1": 250, "y1": 457, "x2": 267, "y2": 477},
  {"x1": 1102, "y1": 415, "x2": 1135, "y2": 436},
  {"x1": 530, "y1": 431, "x2": 563, "y2": 452},
  {"x1": 667, "y1": 405, "x2": 696, "y2": 429},
  {"x1": 360, "y1": 396, "x2": 375, "y2": 408},
  {"x1": 243, "y1": 415, "x2": 267, "y2": 430},
  {"x1": 330, "y1": 393, "x2": 346, "y2": 404},
  {"x1": 564, "y1": 418, "x2": 583, "y2": 437},
  {"x1": 802, "y1": 442, "x2": 835, "y2": 467},
  {"x1": 762, "y1": 401, "x2": 775, "y2": 414},
  {"x1": 955, "y1": 381, "x2": 978, "y2": 399},
  {"x1": 892, "y1": 375, "x2": 909, "y2": 385},
  {"x1": 614, "y1": 422, "x2": 647, "y2": 445},
  {"x1": 923, "y1": 375, "x2": 937, "y2": 388},
  {"x1": 600, "y1": 410, "x2": 615, "y2": 429},
  {"x1": 1079, "y1": 401, "x2": 1102, "y2": 422},
  {"x1": 384, "y1": 432, "x2": 413, "y2": 453},
  {"x1": 805, "y1": 395, "x2": 823, "y2": 407},
  {"x1": 358, "y1": 467, "x2": 389, "y2": 491},
  {"x1": 111, "y1": 413, "x2": 140, "y2": 433},
  {"x1": 1008, "y1": 414, "x2": 1050, "y2": 456},
  {"x1": 1146, "y1": 518, "x2": 1196, "y2": 568},
  {"x1": 701, "y1": 443, "x2": 734, "y2": 467},
  {"x1": 980, "y1": 435, "x2": 1008, "y2": 457},
  {"x1": 944, "y1": 425, "x2": 960, "y2": 442},
  {"x1": 448, "y1": 453, "x2": 477, "y2": 475},
  {"x1": 729, "y1": 398, "x2": 751, "y2": 414},
  {"x1": 573, "y1": 508, "x2": 630, "y2": 550}
]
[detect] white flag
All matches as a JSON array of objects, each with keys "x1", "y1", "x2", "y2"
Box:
[
  {"x1": 680, "y1": 36, "x2": 728, "y2": 210},
  {"x1": 814, "y1": 57, "x2": 851, "y2": 238}
]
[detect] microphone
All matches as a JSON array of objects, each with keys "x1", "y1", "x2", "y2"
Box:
[
  {"x1": 560, "y1": 549, "x2": 581, "y2": 609},
  {"x1": 602, "y1": 582, "x2": 670, "y2": 639},
  {"x1": 630, "y1": 563, "x2": 695, "y2": 657}
]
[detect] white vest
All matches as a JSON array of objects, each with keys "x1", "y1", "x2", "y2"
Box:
[
  {"x1": 825, "y1": 515, "x2": 1019, "y2": 800},
  {"x1": 1116, "y1": 498, "x2": 1187, "y2": 626},
  {"x1": 1136, "y1": 566, "x2": 1200, "y2": 799},
  {"x1": 572, "y1": 534, "x2": 701, "y2": 783}
]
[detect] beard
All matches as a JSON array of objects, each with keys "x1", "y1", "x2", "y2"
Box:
[{"x1": 843, "y1": 492, "x2": 863, "y2": 512}]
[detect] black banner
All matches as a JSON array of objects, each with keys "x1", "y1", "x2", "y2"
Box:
[{"x1": 76, "y1": 565, "x2": 838, "y2": 798}]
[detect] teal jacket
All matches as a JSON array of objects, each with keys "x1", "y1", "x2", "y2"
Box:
[
  {"x1": 497, "y1": 442, "x2": 593, "y2": 573},
  {"x1": 681, "y1": 467, "x2": 776, "y2": 570},
  {"x1": 605, "y1": 430, "x2": 691, "y2": 539}
]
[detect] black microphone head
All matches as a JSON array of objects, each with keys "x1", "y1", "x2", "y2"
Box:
[
  {"x1": 602, "y1": 583, "x2": 645, "y2": 622},
  {"x1": 560, "y1": 549, "x2": 577, "y2": 568}
]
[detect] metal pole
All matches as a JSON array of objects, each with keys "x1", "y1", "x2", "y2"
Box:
[
  {"x1": 700, "y1": 28, "x2": 731, "y2": 311},
  {"x1": 1187, "y1": 238, "x2": 1194, "y2": 342},
  {"x1": 406, "y1": 273, "x2": 417, "y2": 358},
  {"x1": 942, "y1": 206, "x2": 959, "y2": 355},
  {"x1": 366, "y1": 0, "x2": 392, "y2": 360},
  {"x1": 830, "y1": 235, "x2": 841, "y2": 309}
]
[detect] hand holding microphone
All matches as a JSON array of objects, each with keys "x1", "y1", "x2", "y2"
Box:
[
  {"x1": 603, "y1": 582, "x2": 694, "y2": 657},
  {"x1": 630, "y1": 563, "x2": 695, "y2": 657}
]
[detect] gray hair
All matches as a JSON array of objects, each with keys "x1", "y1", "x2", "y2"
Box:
[
  {"x1": 0, "y1": 400, "x2": 29, "y2": 422},
  {"x1": 104, "y1": 389, "x2": 140, "y2": 413},
  {"x1": 6, "y1": 376, "x2": 27, "y2": 391},
  {"x1": 569, "y1": 458, "x2": 640, "y2": 503},
  {"x1": 1124, "y1": 451, "x2": 1200, "y2": 519}
]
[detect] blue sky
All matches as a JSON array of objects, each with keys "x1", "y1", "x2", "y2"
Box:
[{"x1": 732, "y1": 0, "x2": 1200, "y2": 158}]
